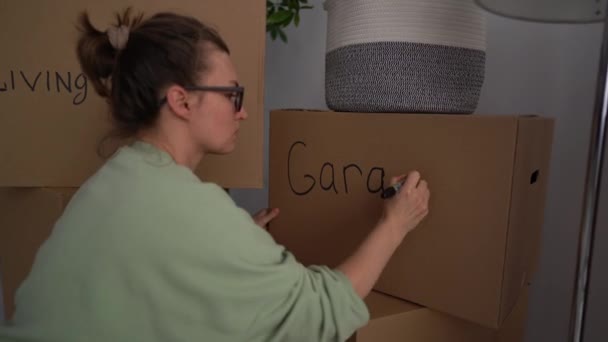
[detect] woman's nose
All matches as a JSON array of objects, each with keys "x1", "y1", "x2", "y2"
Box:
[{"x1": 236, "y1": 107, "x2": 248, "y2": 120}]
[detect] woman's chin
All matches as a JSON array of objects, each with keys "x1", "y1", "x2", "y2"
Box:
[
  {"x1": 212, "y1": 143, "x2": 237, "y2": 155},
  {"x1": 204, "y1": 136, "x2": 238, "y2": 155}
]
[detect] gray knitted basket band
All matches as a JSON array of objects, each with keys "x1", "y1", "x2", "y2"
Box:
[{"x1": 325, "y1": 41, "x2": 486, "y2": 114}]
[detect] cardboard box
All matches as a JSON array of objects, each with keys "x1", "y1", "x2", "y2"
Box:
[
  {"x1": 268, "y1": 109, "x2": 554, "y2": 328},
  {"x1": 0, "y1": 0, "x2": 265, "y2": 188},
  {"x1": 351, "y1": 288, "x2": 528, "y2": 342},
  {"x1": 0, "y1": 188, "x2": 76, "y2": 319}
]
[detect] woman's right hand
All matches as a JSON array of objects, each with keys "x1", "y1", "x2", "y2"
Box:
[
  {"x1": 337, "y1": 170, "x2": 431, "y2": 298},
  {"x1": 380, "y1": 170, "x2": 430, "y2": 239}
]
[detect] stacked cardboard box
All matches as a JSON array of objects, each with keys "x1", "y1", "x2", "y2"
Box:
[
  {"x1": 0, "y1": 189, "x2": 75, "y2": 318},
  {"x1": 0, "y1": 0, "x2": 266, "y2": 320},
  {"x1": 268, "y1": 109, "x2": 555, "y2": 340},
  {"x1": 350, "y1": 289, "x2": 529, "y2": 342}
]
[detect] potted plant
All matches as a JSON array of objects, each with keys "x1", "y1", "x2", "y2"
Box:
[{"x1": 266, "y1": 0, "x2": 314, "y2": 42}]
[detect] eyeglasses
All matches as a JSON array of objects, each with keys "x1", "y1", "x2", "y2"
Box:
[{"x1": 159, "y1": 85, "x2": 245, "y2": 112}]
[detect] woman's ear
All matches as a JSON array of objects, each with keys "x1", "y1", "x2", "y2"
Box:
[{"x1": 165, "y1": 85, "x2": 191, "y2": 120}]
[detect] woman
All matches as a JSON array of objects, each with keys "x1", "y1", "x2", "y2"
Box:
[{"x1": 0, "y1": 8, "x2": 430, "y2": 342}]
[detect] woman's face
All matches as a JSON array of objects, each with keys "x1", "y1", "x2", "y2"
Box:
[{"x1": 188, "y1": 47, "x2": 248, "y2": 155}]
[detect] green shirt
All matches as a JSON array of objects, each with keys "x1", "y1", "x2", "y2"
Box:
[{"x1": 0, "y1": 141, "x2": 369, "y2": 342}]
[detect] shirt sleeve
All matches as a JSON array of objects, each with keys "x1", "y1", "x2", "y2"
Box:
[{"x1": 154, "y1": 183, "x2": 369, "y2": 342}]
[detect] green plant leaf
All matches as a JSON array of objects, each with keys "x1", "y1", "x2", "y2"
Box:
[
  {"x1": 278, "y1": 28, "x2": 287, "y2": 42},
  {"x1": 281, "y1": 12, "x2": 295, "y2": 27},
  {"x1": 266, "y1": 0, "x2": 313, "y2": 43},
  {"x1": 267, "y1": 10, "x2": 292, "y2": 25},
  {"x1": 270, "y1": 27, "x2": 278, "y2": 40}
]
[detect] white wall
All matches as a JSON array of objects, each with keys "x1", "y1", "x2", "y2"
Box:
[{"x1": 230, "y1": 1, "x2": 606, "y2": 341}]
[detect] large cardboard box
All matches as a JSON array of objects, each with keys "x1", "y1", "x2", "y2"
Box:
[
  {"x1": 351, "y1": 288, "x2": 528, "y2": 342},
  {"x1": 0, "y1": 0, "x2": 265, "y2": 188},
  {"x1": 268, "y1": 109, "x2": 554, "y2": 328},
  {"x1": 0, "y1": 188, "x2": 76, "y2": 319}
]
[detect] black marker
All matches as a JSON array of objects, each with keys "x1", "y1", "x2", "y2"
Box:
[{"x1": 381, "y1": 180, "x2": 405, "y2": 199}]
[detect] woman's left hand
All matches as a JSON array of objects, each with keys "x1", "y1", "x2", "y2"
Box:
[{"x1": 252, "y1": 208, "x2": 280, "y2": 229}]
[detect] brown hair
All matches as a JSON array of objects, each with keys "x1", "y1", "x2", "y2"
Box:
[{"x1": 76, "y1": 8, "x2": 229, "y2": 146}]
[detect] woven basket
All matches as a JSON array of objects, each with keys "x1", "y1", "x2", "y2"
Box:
[{"x1": 324, "y1": 0, "x2": 486, "y2": 114}]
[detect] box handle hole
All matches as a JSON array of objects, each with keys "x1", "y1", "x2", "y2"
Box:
[{"x1": 530, "y1": 170, "x2": 540, "y2": 184}]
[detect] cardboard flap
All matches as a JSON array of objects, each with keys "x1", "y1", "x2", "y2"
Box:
[
  {"x1": 499, "y1": 117, "x2": 554, "y2": 322},
  {"x1": 365, "y1": 292, "x2": 421, "y2": 320},
  {"x1": 0, "y1": 0, "x2": 264, "y2": 188},
  {"x1": 496, "y1": 287, "x2": 529, "y2": 342},
  {"x1": 352, "y1": 288, "x2": 530, "y2": 342},
  {"x1": 0, "y1": 188, "x2": 76, "y2": 319}
]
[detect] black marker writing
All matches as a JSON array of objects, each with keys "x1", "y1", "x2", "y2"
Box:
[
  {"x1": 287, "y1": 140, "x2": 388, "y2": 196},
  {"x1": 0, "y1": 69, "x2": 88, "y2": 105}
]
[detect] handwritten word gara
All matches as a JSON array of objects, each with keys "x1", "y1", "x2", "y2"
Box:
[{"x1": 288, "y1": 141, "x2": 388, "y2": 196}]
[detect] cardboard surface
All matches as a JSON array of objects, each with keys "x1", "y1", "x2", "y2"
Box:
[
  {"x1": 499, "y1": 118, "x2": 554, "y2": 321},
  {"x1": 0, "y1": 0, "x2": 264, "y2": 188},
  {"x1": 268, "y1": 109, "x2": 554, "y2": 328},
  {"x1": 0, "y1": 188, "x2": 76, "y2": 319},
  {"x1": 350, "y1": 288, "x2": 529, "y2": 342}
]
